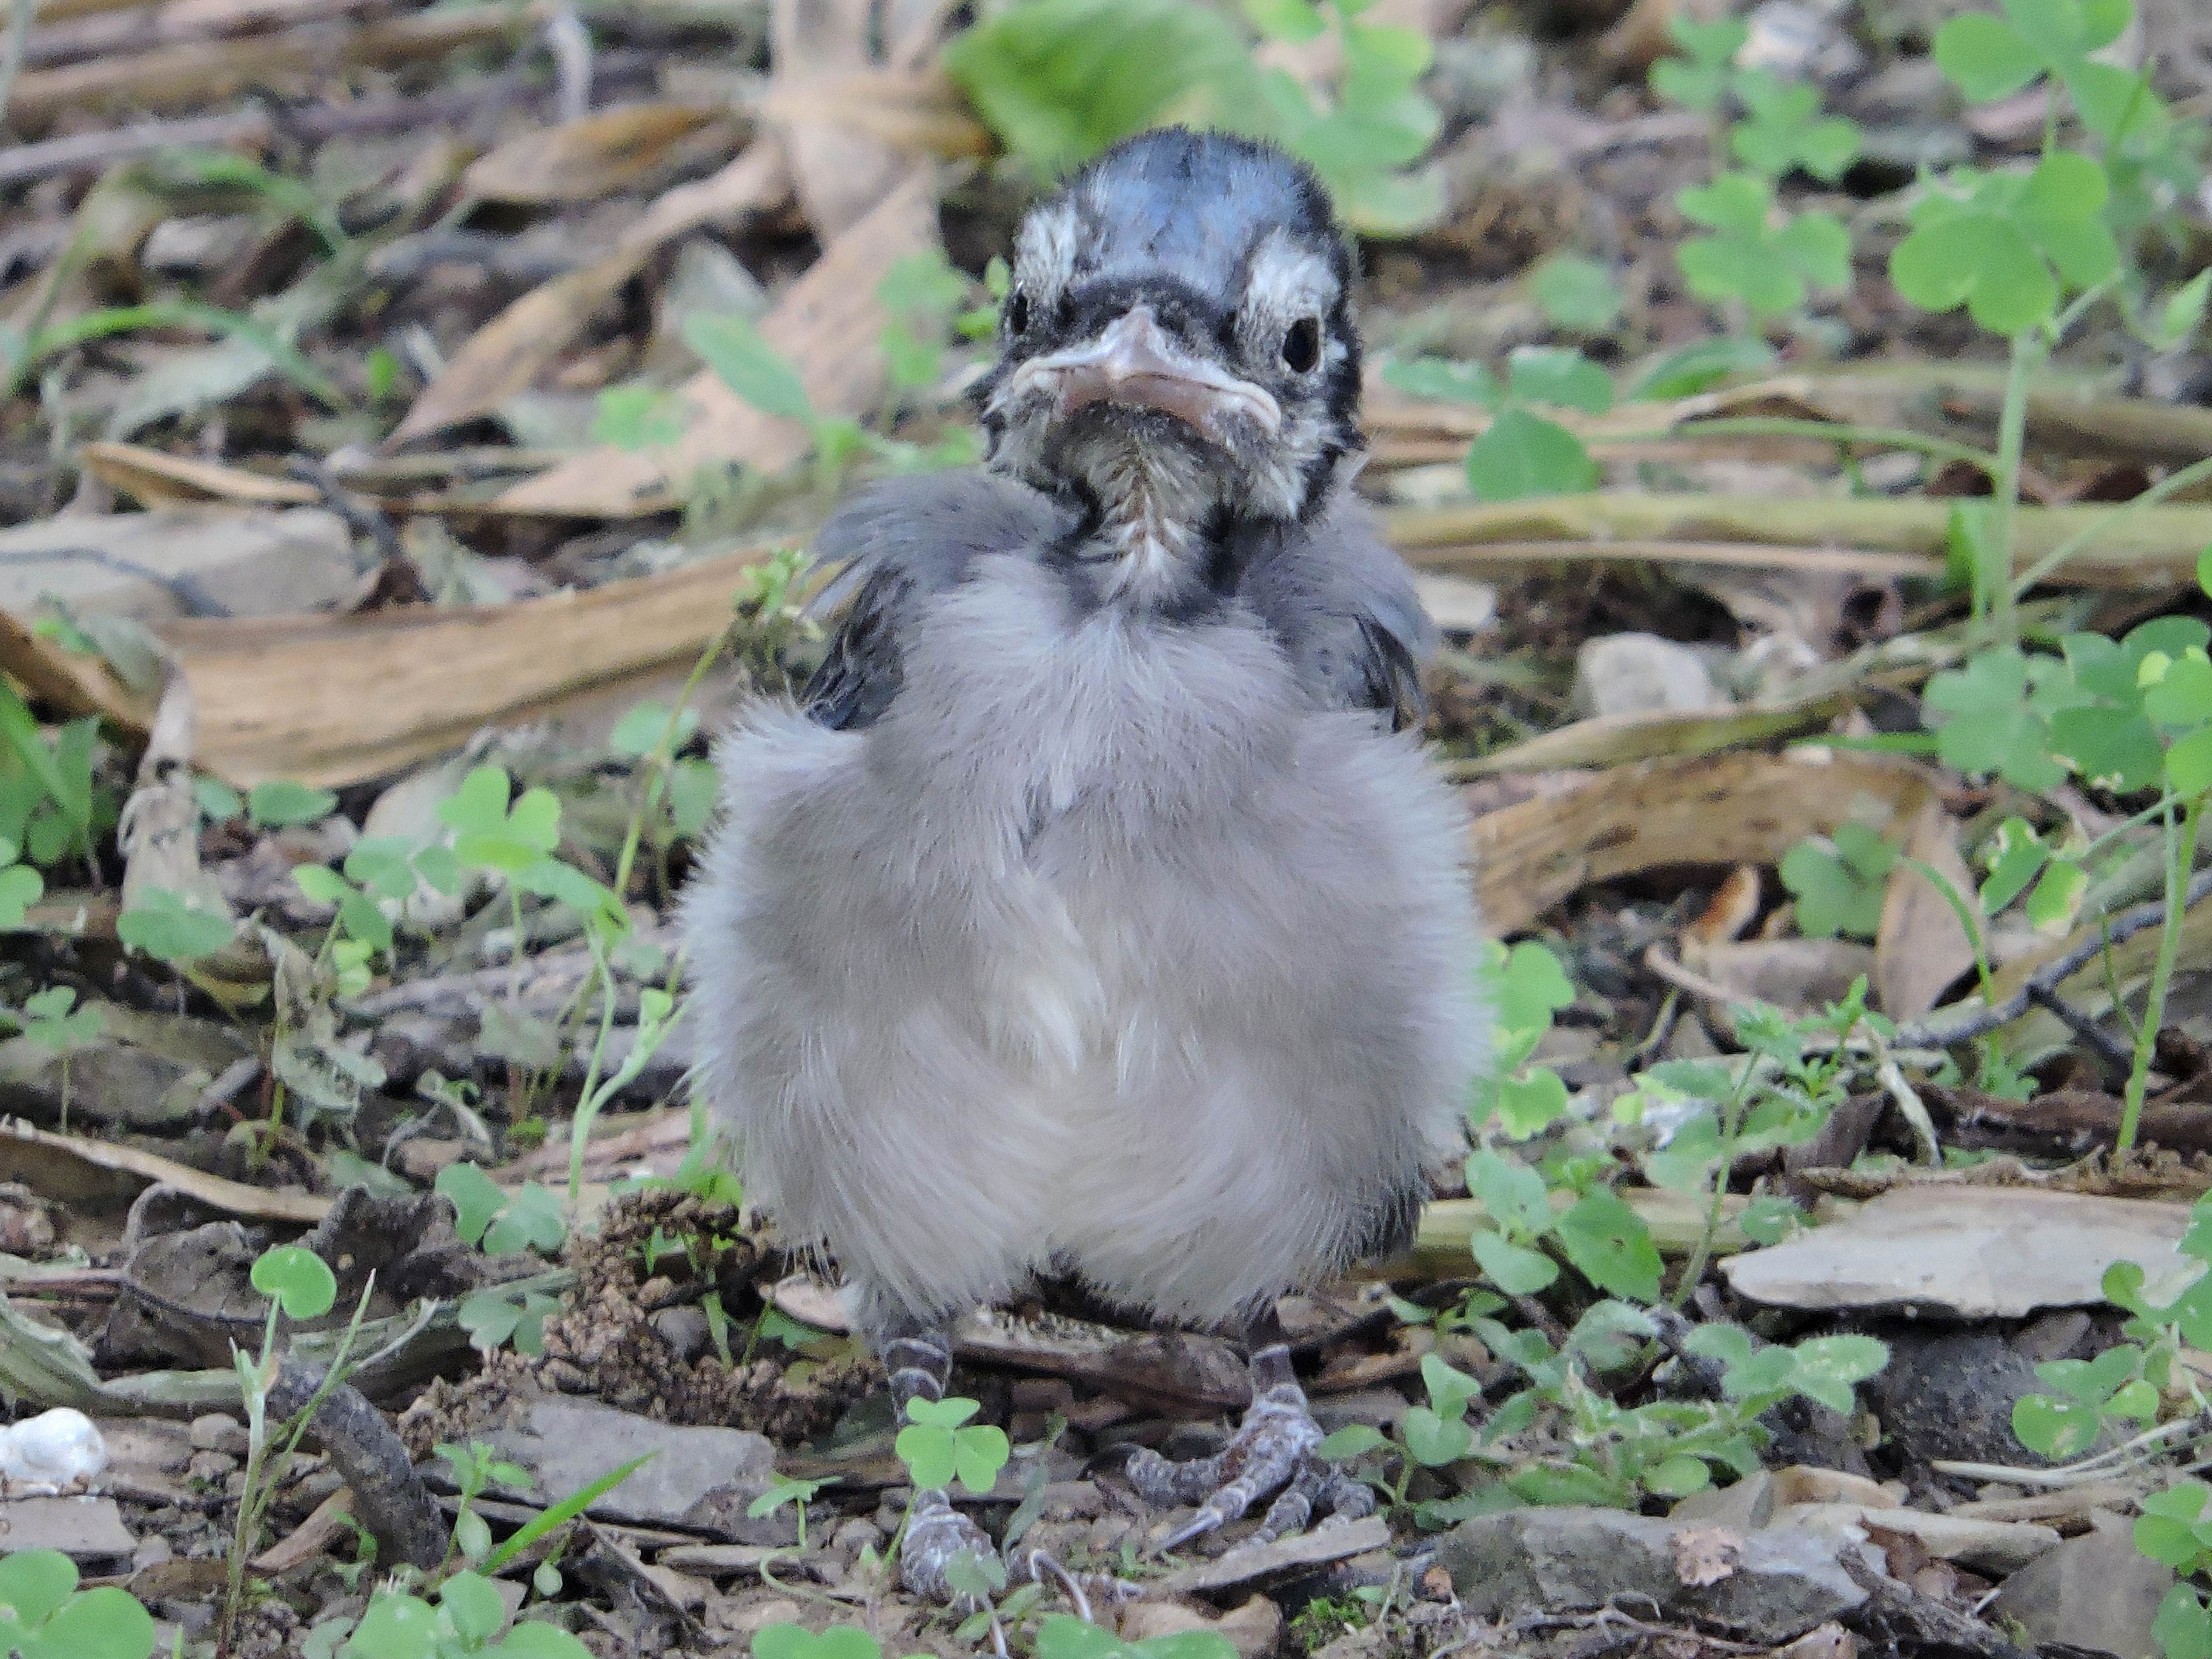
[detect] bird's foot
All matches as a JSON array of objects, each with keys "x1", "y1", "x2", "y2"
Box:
[
  {"x1": 901, "y1": 1490, "x2": 1138, "y2": 1615},
  {"x1": 899, "y1": 1487, "x2": 1000, "y2": 1605},
  {"x1": 882, "y1": 1326, "x2": 1135, "y2": 1614},
  {"x1": 1126, "y1": 1343, "x2": 1373, "y2": 1553}
]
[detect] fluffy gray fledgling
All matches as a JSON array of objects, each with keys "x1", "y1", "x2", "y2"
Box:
[{"x1": 685, "y1": 127, "x2": 1485, "y2": 1593}]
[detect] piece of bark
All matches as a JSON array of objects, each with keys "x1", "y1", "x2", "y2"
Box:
[
  {"x1": 267, "y1": 1360, "x2": 444, "y2": 1571},
  {"x1": 1468, "y1": 751, "x2": 1936, "y2": 935}
]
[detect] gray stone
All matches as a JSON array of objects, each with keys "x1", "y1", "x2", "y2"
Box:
[
  {"x1": 1722, "y1": 1186, "x2": 2191, "y2": 1318},
  {"x1": 1570, "y1": 633, "x2": 1729, "y2": 720},
  {"x1": 488, "y1": 1398, "x2": 779, "y2": 1540},
  {"x1": 1672, "y1": 1470, "x2": 1776, "y2": 1530},
  {"x1": 188, "y1": 1414, "x2": 247, "y2": 1456},
  {"x1": 0, "y1": 509, "x2": 358, "y2": 622},
  {"x1": 1312, "y1": 1389, "x2": 1410, "y2": 1435},
  {"x1": 1872, "y1": 1330, "x2": 2053, "y2": 1468},
  {"x1": 1778, "y1": 1503, "x2": 2059, "y2": 1575},
  {"x1": 1151, "y1": 1515, "x2": 1391, "y2": 1596},
  {"x1": 1991, "y1": 1511, "x2": 2171, "y2": 1659},
  {"x1": 1437, "y1": 1508, "x2": 1866, "y2": 1645},
  {"x1": 0, "y1": 1497, "x2": 136, "y2": 1562}
]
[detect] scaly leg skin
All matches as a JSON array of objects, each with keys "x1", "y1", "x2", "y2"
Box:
[
  {"x1": 883, "y1": 1329, "x2": 999, "y2": 1606},
  {"x1": 883, "y1": 1327, "x2": 1135, "y2": 1613},
  {"x1": 1127, "y1": 1343, "x2": 1374, "y2": 1553}
]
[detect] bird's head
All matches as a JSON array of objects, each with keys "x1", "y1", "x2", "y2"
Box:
[{"x1": 973, "y1": 130, "x2": 1362, "y2": 593}]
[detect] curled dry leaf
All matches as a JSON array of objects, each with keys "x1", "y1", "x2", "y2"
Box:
[
  {"x1": 1875, "y1": 800, "x2": 1979, "y2": 1021},
  {"x1": 388, "y1": 138, "x2": 792, "y2": 446},
  {"x1": 459, "y1": 103, "x2": 736, "y2": 206},
  {"x1": 492, "y1": 166, "x2": 938, "y2": 517},
  {"x1": 1672, "y1": 1524, "x2": 1744, "y2": 1588}
]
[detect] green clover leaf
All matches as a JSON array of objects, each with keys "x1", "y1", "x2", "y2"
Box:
[
  {"x1": 1527, "y1": 254, "x2": 1623, "y2": 332},
  {"x1": 1890, "y1": 154, "x2": 2119, "y2": 337},
  {"x1": 896, "y1": 1396, "x2": 1009, "y2": 1495},
  {"x1": 117, "y1": 886, "x2": 234, "y2": 965},
  {"x1": 251, "y1": 1243, "x2": 338, "y2": 1321},
  {"x1": 1506, "y1": 347, "x2": 1613, "y2": 415},
  {"x1": 1933, "y1": 0, "x2": 2167, "y2": 153},
  {"x1": 1729, "y1": 69, "x2": 1861, "y2": 181},
  {"x1": 1463, "y1": 408, "x2": 1598, "y2": 501},
  {"x1": 1779, "y1": 820, "x2": 1895, "y2": 940},
  {"x1": 437, "y1": 766, "x2": 562, "y2": 875},
  {"x1": 1381, "y1": 357, "x2": 1501, "y2": 407},
  {"x1": 1922, "y1": 647, "x2": 2066, "y2": 789},
  {"x1": 1676, "y1": 172, "x2": 1850, "y2": 317},
  {"x1": 1649, "y1": 15, "x2": 1749, "y2": 113}
]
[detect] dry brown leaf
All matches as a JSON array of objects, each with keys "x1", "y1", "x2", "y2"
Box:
[
  {"x1": 388, "y1": 139, "x2": 790, "y2": 447},
  {"x1": 460, "y1": 103, "x2": 733, "y2": 206},
  {"x1": 1469, "y1": 751, "x2": 1936, "y2": 934},
  {"x1": 1684, "y1": 864, "x2": 1761, "y2": 946},
  {"x1": 1670, "y1": 1525, "x2": 1742, "y2": 1588},
  {"x1": 1875, "y1": 799, "x2": 1979, "y2": 1020},
  {"x1": 8, "y1": 3, "x2": 549, "y2": 130},
  {"x1": 155, "y1": 543, "x2": 781, "y2": 786},
  {"x1": 78, "y1": 442, "x2": 322, "y2": 508},
  {"x1": 768, "y1": 0, "x2": 916, "y2": 238},
  {"x1": 754, "y1": 68, "x2": 990, "y2": 163},
  {"x1": 491, "y1": 166, "x2": 936, "y2": 517},
  {"x1": 0, "y1": 1116, "x2": 330, "y2": 1223},
  {"x1": 0, "y1": 604, "x2": 157, "y2": 733},
  {"x1": 1389, "y1": 494, "x2": 2212, "y2": 588}
]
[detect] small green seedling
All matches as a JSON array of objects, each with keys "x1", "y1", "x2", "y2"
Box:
[
  {"x1": 436, "y1": 1164, "x2": 567, "y2": 1257},
  {"x1": 338, "y1": 1567, "x2": 594, "y2": 1659},
  {"x1": 13, "y1": 987, "x2": 101, "y2": 1130},
  {"x1": 1475, "y1": 937, "x2": 1577, "y2": 1138},
  {"x1": 747, "y1": 1473, "x2": 838, "y2": 1550},
  {"x1": 437, "y1": 1442, "x2": 531, "y2": 1566},
  {"x1": 2012, "y1": 1343, "x2": 2159, "y2": 1460},
  {"x1": 1400, "y1": 1350, "x2": 1480, "y2": 1467},
  {"x1": 0, "y1": 1549, "x2": 156, "y2": 1659},
  {"x1": 895, "y1": 1397, "x2": 1011, "y2": 1494},
  {"x1": 117, "y1": 885, "x2": 234, "y2": 966},
  {"x1": 1779, "y1": 819, "x2": 1896, "y2": 940},
  {"x1": 1465, "y1": 1148, "x2": 1662, "y2": 1302},
  {"x1": 248, "y1": 780, "x2": 338, "y2": 828}
]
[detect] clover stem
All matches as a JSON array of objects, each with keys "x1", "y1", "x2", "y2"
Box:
[
  {"x1": 2118, "y1": 793, "x2": 2202, "y2": 1156},
  {"x1": 1987, "y1": 328, "x2": 2041, "y2": 649}
]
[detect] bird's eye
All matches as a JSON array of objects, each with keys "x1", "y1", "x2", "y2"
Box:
[
  {"x1": 1281, "y1": 317, "x2": 1321, "y2": 374},
  {"x1": 1007, "y1": 291, "x2": 1032, "y2": 335}
]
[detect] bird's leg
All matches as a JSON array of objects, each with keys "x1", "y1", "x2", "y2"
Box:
[
  {"x1": 1127, "y1": 1325, "x2": 1374, "y2": 1552},
  {"x1": 881, "y1": 1322, "x2": 1137, "y2": 1614},
  {"x1": 883, "y1": 1326, "x2": 1001, "y2": 1606}
]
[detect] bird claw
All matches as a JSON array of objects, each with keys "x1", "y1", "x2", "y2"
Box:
[
  {"x1": 902, "y1": 1490, "x2": 1138, "y2": 1615},
  {"x1": 1129, "y1": 1349, "x2": 1372, "y2": 1554},
  {"x1": 900, "y1": 1488, "x2": 999, "y2": 1606}
]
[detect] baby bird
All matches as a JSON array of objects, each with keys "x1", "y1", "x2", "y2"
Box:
[{"x1": 686, "y1": 127, "x2": 1484, "y2": 1595}]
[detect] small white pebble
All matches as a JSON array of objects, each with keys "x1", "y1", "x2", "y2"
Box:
[{"x1": 0, "y1": 1407, "x2": 109, "y2": 1490}]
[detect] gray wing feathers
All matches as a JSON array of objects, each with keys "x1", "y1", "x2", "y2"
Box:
[
  {"x1": 1234, "y1": 493, "x2": 1435, "y2": 730},
  {"x1": 803, "y1": 471, "x2": 1071, "y2": 730}
]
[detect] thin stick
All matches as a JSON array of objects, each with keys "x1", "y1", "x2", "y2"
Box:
[{"x1": 1896, "y1": 866, "x2": 2212, "y2": 1050}]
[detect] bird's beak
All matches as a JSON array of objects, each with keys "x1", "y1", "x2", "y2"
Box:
[{"x1": 1008, "y1": 306, "x2": 1281, "y2": 442}]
